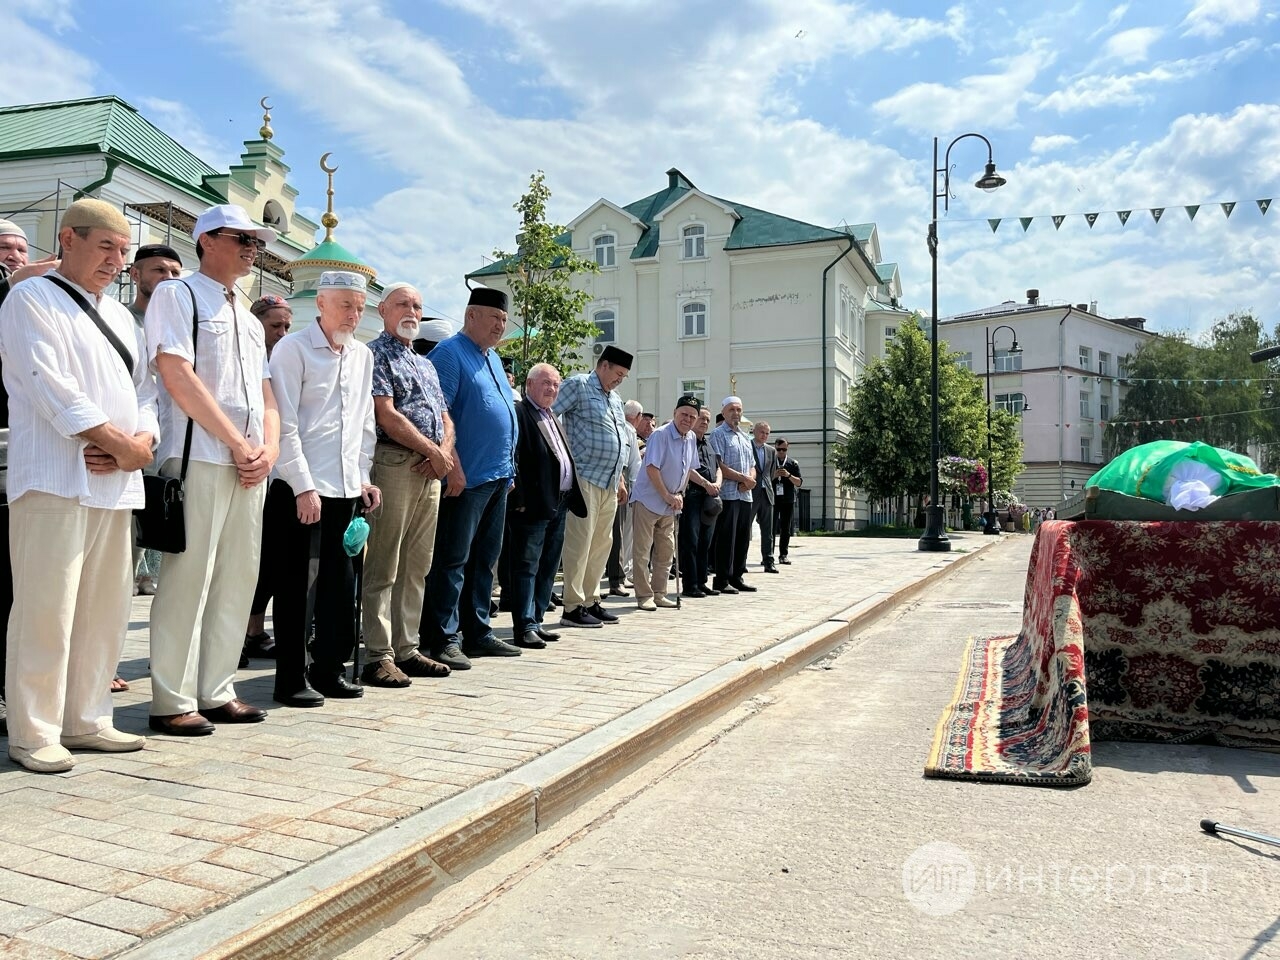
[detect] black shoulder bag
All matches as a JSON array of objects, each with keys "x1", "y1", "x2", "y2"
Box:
[{"x1": 134, "y1": 282, "x2": 198, "y2": 553}]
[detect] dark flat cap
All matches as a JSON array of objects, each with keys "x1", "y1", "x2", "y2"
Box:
[
  {"x1": 675, "y1": 395, "x2": 701, "y2": 411},
  {"x1": 599, "y1": 345, "x2": 633, "y2": 369},
  {"x1": 134, "y1": 244, "x2": 182, "y2": 266}
]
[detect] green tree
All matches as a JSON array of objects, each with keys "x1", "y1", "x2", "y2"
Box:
[{"x1": 493, "y1": 171, "x2": 600, "y2": 376}]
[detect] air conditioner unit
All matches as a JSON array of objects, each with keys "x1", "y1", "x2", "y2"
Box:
[{"x1": 592, "y1": 342, "x2": 605, "y2": 357}]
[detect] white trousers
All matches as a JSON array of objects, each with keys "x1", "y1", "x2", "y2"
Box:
[
  {"x1": 561, "y1": 481, "x2": 618, "y2": 612},
  {"x1": 149, "y1": 461, "x2": 264, "y2": 716},
  {"x1": 6, "y1": 492, "x2": 132, "y2": 748}
]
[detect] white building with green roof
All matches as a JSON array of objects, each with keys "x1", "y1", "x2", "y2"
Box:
[{"x1": 469, "y1": 169, "x2": 907, "y2": 529}]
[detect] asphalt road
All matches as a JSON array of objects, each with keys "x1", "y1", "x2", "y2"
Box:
[{"x1": 342, "y1": 536, "x2": 1280, "y2": 960}]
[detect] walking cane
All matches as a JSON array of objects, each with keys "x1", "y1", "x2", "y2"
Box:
[
  {"x1": 351, "y1": 547, "x2": 364, "y2": 683},
  {"x1": 673, "y1": 510, "x2": 682, "y2": 610}
]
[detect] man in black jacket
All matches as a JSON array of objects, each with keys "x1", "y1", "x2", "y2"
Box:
[{"x1": 508, "y1": 363, "x2": 587, "y2": 648}]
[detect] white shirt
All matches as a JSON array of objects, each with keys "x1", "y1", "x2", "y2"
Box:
[
  {"x1": 0, "y1": 272, "x2": 159, "y2": 509},
  {"x1": 146, "y1": 272, "x2": 269, "y2": 467},
  {"x1": 269, "y1": 321, "x2": 375, "y2": 498}
]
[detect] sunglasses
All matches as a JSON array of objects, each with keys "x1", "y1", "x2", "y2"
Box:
[{"x1": 212, "y1": 231, "x2": 266, "y2": 250}]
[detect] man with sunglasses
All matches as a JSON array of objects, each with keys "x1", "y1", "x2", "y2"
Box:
[
  {"x1": 145, "y1": 204, "x2": 280, "y2": 736},
  {"x1": 772, "y1": 438, "x2": 802, "y2": 564}
]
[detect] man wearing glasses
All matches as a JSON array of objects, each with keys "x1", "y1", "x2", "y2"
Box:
[
  {"x1": 773, "y1": 437, "x2": 803, "y2": 564},
  {"x1": 145, "y1": 204, "x2": 280, "y2": 736}
]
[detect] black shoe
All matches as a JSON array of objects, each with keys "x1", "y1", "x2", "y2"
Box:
[
  {"x1": 560, "y1": 607, "x2": 602, "y2": 629},
  {"x1": 681, "y1": 588, "x2": 706, "y2": 599},
  {"x1": 434, "y1": 642, "x2": 473, "y2": 670},
  {"x1": 308, "y1": 672, "x2": 364, "y2": 699},
  {"x1": 536, "y1": 627, "x2": 562, "y2": 642},
  {"x1": 0, "y1": 693, "x2": 7, "y2": 735},
  {"x1": 464, "y1": 634, "x2": 522, "y2": 657},
  {"x1": 779, "y1": 557, "x2": 791, "y2": 565},
  {"x1": 713, "y1": 581, "x2": 737, "y2": 595},
  {"x1": 239, "y1": 649, "x2": 250, "y2": 669},
  {"x1": 550, "y1": 593, "x2": 562, "y2": 608},
  {"x1": 729, "y1": 579, "x2": 757, "y2": 593},
  {"x1": 702, "y1": 585, "x2": 721, "y2": 596},
  {"x1": 274, "y1": 683, "x2": 325, "y2": 708},
  {"x1": 514, "y1": 630, "x2": 546, "y2": 649},
  {"x1": 586, "y1": 602, "x2": 619, "y2": 624},
  {"x1": 763, "y1": 564, "x2": 780, "y2": 574},
  {"x1": 489, "y1": 600, "x2": 499, "y2": 617},
  {"x1": 607, "y1": 584, "x2": 630, "y2": 597}
]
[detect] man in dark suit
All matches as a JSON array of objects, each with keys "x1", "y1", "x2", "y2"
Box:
[
  {"x1": 772, "y1": 437, "x2": 803, "y2": 564},
  {"x1": 749, "y1": 421, "x2": 780, "y2": 573},
  {"x1": 508, "y1": 363, "x2": 587, "y2": 648}
]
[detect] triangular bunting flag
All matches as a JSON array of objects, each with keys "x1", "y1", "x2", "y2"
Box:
[
  {"x1": 1020, "y1": 217, "x2": 1034, "y2": 232},
  {"x1": 1151, "y1": 208, "x2": 1165, "y2": 223},
  {"x1": 1259, "y1": 199, "x2": 1272, "y2": 215},
  {"x1": 988, "y1": 218, "x2": 1001, "y2": 233},
  {"x1": 1172, "y1": 379, "x2": 1180, "y2": 386},
  {"x1": 1052, "y1": 215, "x2": 1066, "y2": 230},
  {"x1": 1085, "y1": 212, "x2": 1099, "y2": 228},
  {"x1": 1185, "y1": 205, "x2": 1199, "y2": 221},
  {"x1": 1222, "y1": 202, "x2": 1236, "y2": 218},
  {"x1": 1117, "y1": 210, "x2": 1132, "y2": 225}
]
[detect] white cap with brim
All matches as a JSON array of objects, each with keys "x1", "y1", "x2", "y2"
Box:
[
  {"x1": 0, "y1": 219, "x2": 26, "y2": 240},
  {"x1": 192, "y1": 204, "x2": 277, "y2": 244}
]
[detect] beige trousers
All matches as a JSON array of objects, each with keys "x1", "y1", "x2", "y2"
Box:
[
  {"x1": 6, "y1": 492, "x2": 132, "y2": 748},
  {"x1": 560, "y1": 480, "x2": 618, "y2": 612},
  {"x1": 361, "y1": 445, "x2": 441, "y2": 662},
  {"x1": 149, "y1": 461, "x2": 264, "y2": 716},
  {"x1": 631, "y1": 501, "x2": 675, "y2": 601}
]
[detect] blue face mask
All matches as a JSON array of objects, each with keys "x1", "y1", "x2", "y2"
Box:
[{"x1": 343, "y1": 516, "x2": 370, "y2": 557}]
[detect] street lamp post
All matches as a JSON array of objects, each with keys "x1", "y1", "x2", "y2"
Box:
[
  {"x1": 984, "y1": 324, "x2": 1021, "y2": 535},
  {"x1": 919, "y1": 134, "x2": 1007, "y2": 552}
]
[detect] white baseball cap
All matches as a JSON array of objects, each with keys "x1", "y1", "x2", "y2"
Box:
[{"x1": 192, "y1": 204, "x2": 278, "y2": 243}]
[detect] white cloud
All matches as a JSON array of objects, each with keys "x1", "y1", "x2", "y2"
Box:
[
  {"x1": 1102, "y1": 25, "x2": 1163, "y2": 63},
  {"x1": 1181, "y1": 0, "x2": 1262, "y2": 38},
  {"x1": 1087, "y1": 3, "x2": 1130, "y2": 41},
  {"x1": 0, "y1": 8, "x2": 94, "y2": 105},
  {"x1": 871, "y1": 49, "x2": 1049, "y2": 134},
  {"x1": 1039, "y1": 38, "x2": 1259, "y2": 113},
  {"x1": 1030, "y1": 135, "x2": 1080, "y2": 154}
]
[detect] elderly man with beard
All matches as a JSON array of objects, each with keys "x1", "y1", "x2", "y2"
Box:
[
  {"x1": 146, "y1": 204, "x2": 280, "y2": 736},
  {"x1": 359, "y1": 283, "x2": 455, "y2": 688},
  {"x1": 0, "y1": 199, "x2": 158, "y2": 771},
  {"x1": 419, "y1": 287, "x2": 519, "y2": 669},
  {"x1": 267, "y1": 271, "x2": 379, "y2": 704},
  {"x1": 709, "y1": 396, "x2": 758, "y2": 595}
]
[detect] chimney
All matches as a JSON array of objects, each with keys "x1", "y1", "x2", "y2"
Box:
[
  {"x1": 1076, "y1": 303, "x2": 1088, "y2": 311},
  {"x1": 1089, "y1": 300, "x2": 1098, "y2": 314},
  {"x1": 1026, "y1": 288, "x2": 1040, "y2": 305}
]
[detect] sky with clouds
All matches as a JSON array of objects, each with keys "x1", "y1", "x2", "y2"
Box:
[{"x1": 3, "y1": 0, "x2": 1278, "y2": 334}]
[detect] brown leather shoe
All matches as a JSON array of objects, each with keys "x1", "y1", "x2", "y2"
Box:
[
  {"x1": 148, "y1": 712, "x2": 215, "y2": 736},
  {"x1": 199, "y1": 699, "x2": 267, "y2": 724}
]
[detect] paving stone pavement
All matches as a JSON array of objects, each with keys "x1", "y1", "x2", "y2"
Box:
[{"x1": 0, "y1": 533, "x2": 988, "y2": 959}]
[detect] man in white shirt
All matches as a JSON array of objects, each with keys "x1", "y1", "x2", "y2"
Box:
[
  {"x1": 145, "y1": 204, "x2": 281, "y2": 736},
  {"x1": 0, "y1": 199, "x2": 158, "y2": 772},
  {"x1": 267, "y1": 271, "x2": 379, "y2": 704}
]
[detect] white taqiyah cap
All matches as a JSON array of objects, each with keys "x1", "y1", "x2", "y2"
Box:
[
  {"x1": 721, "y1": 395, "x2": 742, "y2": 408},
  {"x1": 317, "y1": 270, "x2": 368, "y2": 291},
  {"x1": 418, "y1": 317, "x2": 453, "y2": 342}
]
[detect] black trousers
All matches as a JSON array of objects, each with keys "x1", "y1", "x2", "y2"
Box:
[
  {"x1": 775, "y1": 500, "x2": 794, "y2": 559},
  {"x1": 679, "y1": 489, "x2": 713, "y2": 589},
  {"x1": 266, "y1": 479, "x2": 359, "y2": 687},
  {"x1": 712, "y1": 499, "x2": 751, "y2": 584}
]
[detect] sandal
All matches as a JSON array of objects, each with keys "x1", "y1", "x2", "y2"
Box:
[
  {"x1": 243, "y1": 632, "x2": 277, "y2": 659},
  {"x1": 110, "y1": 676, "x2": 129, "y2": 693}
]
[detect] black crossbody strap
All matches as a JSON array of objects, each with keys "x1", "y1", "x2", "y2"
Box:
[
  {"x1": 176, "y1": 281, "x2": 199, "y2": 482},
  {"x1": 44, "y1": 275, "x2": 134, "y2": 375}
]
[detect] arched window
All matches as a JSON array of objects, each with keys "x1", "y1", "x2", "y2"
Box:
[
  {"x1": 682, "y1": 224, "x2": 705, "y2": 259},
  {"x1": 681, "y1": 301, "x2": 707, "y2": 339},
  {"x1": 593, "y1": 234, "x2": 616, "y2": 268},
  {"x1": 592, "y1": 308, "x2": 616, "y2": 342}
]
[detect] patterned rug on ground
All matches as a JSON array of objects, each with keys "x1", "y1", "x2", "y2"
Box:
[{"x1": 925, "y1": 520, "x2": 1280, "y2": 787}]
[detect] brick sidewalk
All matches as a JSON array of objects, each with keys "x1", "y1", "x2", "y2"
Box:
[{"x1": 0, "y1": 535, "x2": 985, "y2": 959}]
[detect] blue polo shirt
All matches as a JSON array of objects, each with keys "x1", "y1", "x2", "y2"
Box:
[{"x1": 427, "y1": 332, "x2": 517, "y2": 487}]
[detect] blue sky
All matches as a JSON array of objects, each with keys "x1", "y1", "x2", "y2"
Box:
[{"x1": 5, "y1": 0, "x2": 1279, "y2": 333}]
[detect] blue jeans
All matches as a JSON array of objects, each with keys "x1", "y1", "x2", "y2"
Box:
[
  {"x1": 420, "y1": 478, "x2": 508, "y2": 650},
  {"x1": 508, "y1": 494, "x2": 570, "y2": 635}
]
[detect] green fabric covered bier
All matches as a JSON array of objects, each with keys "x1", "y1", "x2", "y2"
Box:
[{"x1": 1087, "y1": 440, "x2": 1280, "y2": 510}]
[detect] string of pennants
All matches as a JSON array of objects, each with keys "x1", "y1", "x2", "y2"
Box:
[
  {"x1": 1105, "y1": 403, "x2": 1280, "y2": 429},
  {"x1": 1068, "y1": 376, "x2": 1279, "y2": 386},
  {"x1": 986, "y1": 199, "x2": 1273, "y2": 233}
]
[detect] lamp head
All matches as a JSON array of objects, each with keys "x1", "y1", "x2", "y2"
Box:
[
  {"x1": 975, "y1": 162, "x2": 1007, "y2": 192},
  {"x1": 1009, "y1": 338, "x2": 1023, "y2": 355},
  {"x1": 1021, "y1": 399, "x2": 1032, "y2": 413}
]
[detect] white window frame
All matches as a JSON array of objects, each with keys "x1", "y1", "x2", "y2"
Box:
[
  {"x1": 1098, "y1": 351, "x2": 1111, "y2": 377},
  {"x1": 681, "y1": 223, "x2": 706, "y2": 260},
  {"x1": 1079, "y1": 345, "x2": 1093, "y2": 369},
  {"x1": 1100, "y1": 394, "x2": 1111, "y2": 421},
  {"x1": 681, "y1": 379, "x2": 707, "y2": 406},
  {"x1": 956, "y1": 351, "x2": 973, "y2": 371},
  {"x1": 1080, "y1": 437, "x2": 1092, "y2": 462},
  {"x1": 995, "y1": 392, "x2": 1027, "y2": 414},
  {"x1": 592, "y1": 233, "x2": 616, "y2": 269},
  {"x1": 1079, "y1": 390, "x2": 1092, "y2": 419},
  {"x1": 680, "y1": 300, "x2": 708, "y2": 340},
  {"x1": 591, "y1": 308, "x2": 616, "y2": 342},
  {"x1": 994, "y1": 350, "x2": 1022, "y2": 372},
  {"x1": 884, "y1": 325, "x2": 897, "y2": 348}
]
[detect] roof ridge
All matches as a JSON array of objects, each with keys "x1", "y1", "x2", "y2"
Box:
[
  {"x1": 0, "y1": 95, "x2": 134, "y2": 115},
  {"x1": 711, "y1": 196, "x2": 846, "y2": 238}
]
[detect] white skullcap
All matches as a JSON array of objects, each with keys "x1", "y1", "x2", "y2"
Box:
[
  {"x1": 318, "y1": 270, "x2": 368, "y2": 291},
  {"x1": 0, "y1": 219, "x2": 26, "y2": 240},
  {"x1": 721, "y1": 396, "x2": 743, "y2": 408},
  {"x1": 381, "y1": 281, "x2": 418, "y2": 298},
  {"x1": 418, "y1": 317, "x2": 454, "y2": 342}
]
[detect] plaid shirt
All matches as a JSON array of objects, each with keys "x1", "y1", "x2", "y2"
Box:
[
  {"x1": 553, "y1": 370, "x2": 628, "y2": 490},
  {"x1": 708, "y1": 421, "x2": 755, "y2": 502},
  {"x1": 368, "y1": 330, "x2": 446, "y2": 444}
]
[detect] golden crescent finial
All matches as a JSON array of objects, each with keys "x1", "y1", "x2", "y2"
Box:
[
  {"x1": 320, "y1": 152, "x2": 338, "y2": 174},
  {"x1": 258, "y1": 96, "x2": 274, "y2": 140},
  {"x1": 259, "y1": 96, "x2": 272, "y2": 112}
]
